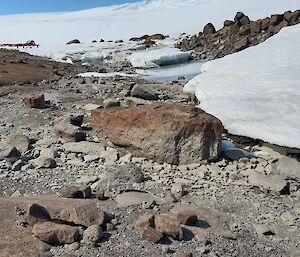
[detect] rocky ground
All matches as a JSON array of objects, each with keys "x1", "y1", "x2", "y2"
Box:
[{"x1": 0, "y1": 45, "x2": 300, "y2": 257}]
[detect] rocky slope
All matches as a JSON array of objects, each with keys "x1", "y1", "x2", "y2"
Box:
[{"x1": 179, "y1": 10, "x2": 300, "y2": 60}]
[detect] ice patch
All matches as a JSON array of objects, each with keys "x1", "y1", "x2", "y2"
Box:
[{"x1": 129, "y1": 48, "x2": 191, "y2": 68}]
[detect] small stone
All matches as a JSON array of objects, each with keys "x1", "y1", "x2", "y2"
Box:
[
  {"x1": 82, "y1": 225, "x2": 104, "y2": 246},
  {"x1": 34, "y1": 157, "x2": 56, "y2": 169},
  {"x1": 60, "y1": 203, "x2": 105, "y2": 227},
  {"x1": 95, "y1": 189, "x2": 105, "y2": 200},
  {"x1": 23, "y1": 93, "x2": 45, "y2": 108},
  {"x1": 65, "y1": 242, "x2": 80, "y2": 251},
  {"x1": 27, "y1": 203, "x2": 51, "y2": 226},
  {"x1": 130, "y1": 84, "x2": 158, "y2": 101},
  {"x1": 171, "y1": 183, "x2": 184, "y2": 199},
  {"x1": 154, "y1": 214, "x2": 183, "y2": 240},
  {"x1": 174, "y1": 252, "x2": 193, "y2": 257},
  {"x1": 141, "y1": 226, "x2": 163, "y2": 243}
]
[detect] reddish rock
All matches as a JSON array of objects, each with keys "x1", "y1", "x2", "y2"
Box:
[
  {"x1": 154, "y1": 214, "x2": 183, "y2": 240},
  {"x1": 27, "y1": 203, "x2": 51, "y2": 226},
  {"x1": 141, "y1": 226, "x2": 163, "y2": 243},
  {"x1": 91, "y1": 103, "x2": 223, "y2": 165},
  {"x1": 60, "y1": 203, "x2": 105, "y2": 227},
  {"x1": 82, "y1": 225, "x2": 104, "y2": 246},
  {"x1": 23, "y1": 93, "x2": 45, "y2": 109},
  {"x1": 32, "y1": 221, "x2": 79, "y2": 245},
  {"x1": 135, "y1": 214, "x2": 155, "y2": 230}
]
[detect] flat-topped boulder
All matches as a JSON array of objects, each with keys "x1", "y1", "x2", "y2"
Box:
[{"x1": 91, "y1": 103, "x2": 223, "y2": 165}]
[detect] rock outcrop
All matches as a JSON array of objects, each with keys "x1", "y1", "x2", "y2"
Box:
[
  {"x1": 91, "y1": 103, "x2": 223, "y2": 165},
  {"x1": 179, "y1": 10, "x2": 300, "y2": 60}
]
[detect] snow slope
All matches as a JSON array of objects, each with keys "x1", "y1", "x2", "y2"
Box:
[
  {"x1": 0, "y1": 0, "x2": 298, "y2": 45},
  {"x1": 184, "y1": 24, "x2": 300, "y2": 149}
]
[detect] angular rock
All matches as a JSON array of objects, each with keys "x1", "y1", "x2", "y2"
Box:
[
  {"x1": 276, "y1": 157, "x2": 300, "y2": 179},
  {"x1": 234, "y1": 38, "x2": 249, "y2": 51},
  {"x1": 135, "y1": 214, "x2": 155, "y2": 230},
  {"x1": 272, "y1": 20, "x2": 288, "y2": 34},
  {"x1": 171, "y1": 183, "x2": 184, "y2": 199},
  {"x1": 154, "y1": 214, "x2": 183, "y2": 240},
  {"x1": 130, "y1": 84, "x2": 158, "y2": 101},
  {"x1": 234, "y1": 12, "x2": 245, "y2": 23},
  {"x1": 248, "y1": 173, "x2": 289, "y2": 194},
  {"x1": 23, "y1": 93, "x2": 45, "y2": 109},
  {"x1": 250, "y1": 20, "x2": 262, "y2": 34},
  {"x1": 270, "y1": 14, "x2": 284, "y2": 26},
  {"x1": 27, "y1": 203, "x2": 51, "y2": 226},
  {"x1": 141, "y1": 226, "x2": 163, "y2": 243},
  {"x1": 32, "y1": 221, "x2": 79, "y2": 245},
  {"x1": 60, "y1": 204, "x2": 105, "y2": 227},
  {"x1": 0, "y1": 146, "x2": 20, "y2": 160},
  {"x1": 3, "y1": 134, "x2": 30, "y2": 153},
  {"x1": 91, "y1": 103, "x2": 223, "y2": 165},
  {"x1": 239, "y1": 16, "x2": 251, "y2": 26},
  {"x1": 253, "y1": 224, "x2": 275, "y2": 237},
  {"x1": 224, "y1": 20, "x2": 234, "y2": 27},
  {"x1": 54, "y1": 114, "x2": 86, "y2": 142},
  {"x1": 34, "y1": 157, "x2": 56, "y2": 169},
  {"x1": 203, "y1": 23, "x2": 216, "y2": 35},
  {"x1": 103, "y1": 98, "x2": 121, "y2": 108},
  {"x1": 239, "y1": 25, "x2": 250, "y2": 36},
  {"x1": 82, "y1": 225, "x2": 104, "y2": 246}
]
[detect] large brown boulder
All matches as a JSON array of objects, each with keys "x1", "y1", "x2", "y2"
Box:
[{"x1": 91, "y1": 104, "x2": 223, "y2": 165}]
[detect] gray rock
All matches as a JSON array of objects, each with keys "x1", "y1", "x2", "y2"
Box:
[
  {"x1": 40, "y1": 148, "x2": 58, "y2": 159},
  {"x1": 3, "y1": 134, "x2": 30, "y2": 153},
  {"x1": 276, "y1": 157, "x2": 300, "y2": 179},
  {"x1": 0, "y1": 147, "x2": 21, "y2": 160},
  {"x1": 130, "y1": 84, "x2": 158, "y2": 101},
  {"x1": 248, "y1": 172, "x2": 289, "y2": 194},
  {"x1": 34, "y1": 157, "x2": 57, "y2": 169},
  {"x1": 82, "y1": 225, "x2": 104, "y2": 246}
]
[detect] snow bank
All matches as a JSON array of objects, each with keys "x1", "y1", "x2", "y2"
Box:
[
  {"x1": 184, "y1": 25, "x2": 300, "y2": 149},
  {"x1": 129, "y1": 48, "x2": 191, "y2": 68}
]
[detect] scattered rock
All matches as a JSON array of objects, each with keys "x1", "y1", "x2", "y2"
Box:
[
  {"x1": 27, "y1": 203, "x2": 51, "y2": 226},
  {"x1": 135, "y1": 214, "x2": 155, "y2": 230},
  {"x1": 32, "y1": 221, "x2": 79, "y2": 245},
  {"x1": 203, "y1": 23, "x2": 216, "y2": 35},
  {"x1": 82, "y1": 225, "x2": 104, "y2": 246},
  {"x1": 130, "y1": 84, "x2": 158, "y2": 101},
  {"x1": 276, "y1": 157, "x2": 300, "y2": 179},
  {"x1": 253, "y1": 224, "x2": 276, "y2": 237},
  {"x1": 141, "y1": 226, "x2": 163, "y2": 243},
  {"x1": 23, "y1": 93, "x2": 45, "y2": 109},
  {"x1": 248, "y1": 173, "x2": 289, "y2": 194},
  {"x1": 34, "y1": 157, "x2": 57, "y2": 169},
  {"x1": 60, "y1": 203, "x2": 105, "y2": 227},
  {"x1": 172, "y1": 208, "x2": 198, "y2": 226},
  {"x1": 3, "y1": 134, "x2": 30, "y2": 153},
  {"x1": 154, "y1": 214, "x2": 183, "y2": 240}
]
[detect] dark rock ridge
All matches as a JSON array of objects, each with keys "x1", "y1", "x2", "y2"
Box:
[{"x1": 179, "y1": 10, "x2": 300, "y2": 60}]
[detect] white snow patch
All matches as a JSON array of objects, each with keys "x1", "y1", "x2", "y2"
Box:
[
  {"x1": 184, "y1": 25, "x2": 300, "y2": 149},
  {"x1": 129, "y1": 48, "x2": 191, "y2": 68}
]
